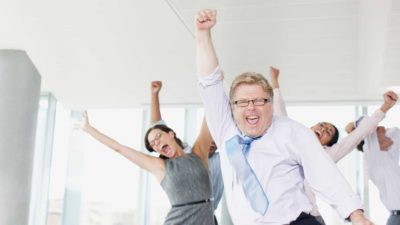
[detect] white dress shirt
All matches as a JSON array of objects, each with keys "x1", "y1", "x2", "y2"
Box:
[
  {"x1": 364, "y1": 127, "x2": 400, "y2": 211},
  {"x1": 198, "y1": 67, "x2": 363, "y2": 225},
  {"x1": 273, "y1": 88, "x2": 386, "y2": 216}
]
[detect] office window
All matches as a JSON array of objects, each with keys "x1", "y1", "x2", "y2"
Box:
[
  {"x1": 40, "y1": 103, "x2": 395, "y2": 225},
  {"x1": 78, "y1": 109, "x2": 143, "y2": 225},
  {"x1": 47, "y1": 108, "x2": 144, "y2": 225},
  {"x1": 30, "y1": 95, "x2": 57, "y2": 225},
  {"x1": 46, "y1": 103, "x2": 71, "y2": 225}
]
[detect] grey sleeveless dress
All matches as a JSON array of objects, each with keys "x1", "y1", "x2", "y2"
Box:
[{"x1": 161, "y1": 153, "x2": 215, "y2": 225}]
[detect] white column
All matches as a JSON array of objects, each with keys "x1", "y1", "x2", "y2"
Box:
[
  {"x1": 29, "y1": 94, "x2": 57, "y2": 225},
  {"x1": 0, "y1": 50, "x2": 41, "y2": 225}
]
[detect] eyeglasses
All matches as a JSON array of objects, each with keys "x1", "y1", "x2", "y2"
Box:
[
  {"x1": 149, "y1": 132, "x2": 162, "y2": 147},
  {"x1": 233, "y1": 98, "x2": 271, "y2": 107}
]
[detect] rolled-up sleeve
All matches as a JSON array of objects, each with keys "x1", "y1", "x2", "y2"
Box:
[
  {"x1": 197, "y1": 66, "x2": 236, "y2": 149},
  {"x1": 198, "y1": 66, "x2": 223, "y2": 87}
]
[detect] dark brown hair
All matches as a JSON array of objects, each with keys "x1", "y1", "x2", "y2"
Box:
[
  {"x1": 356, "y1": 140, "x2": 364, "y2": 152},
  {"x1": 326, "y1": 124, "x2": 339, "y2": 147},
  {"x1": 144, "y1": 124, "x2": 184, "y2": 158}
]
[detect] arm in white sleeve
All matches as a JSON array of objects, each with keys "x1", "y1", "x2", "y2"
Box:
[
  {"x1": 328, "y1": 109, "x2": 385, "y2": 163},
  {"x1": 198, "y1": 67, "x2": 236, "y2": 148},
  {"x1": 273, "y1": 88, "x2": 288, "y2": 117}
]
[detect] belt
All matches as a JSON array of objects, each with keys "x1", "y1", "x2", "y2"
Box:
[
  {"x1": 392, "y1": 210, "x2": 400, "y2": 216},
  {"x1": 172, "y1": 199, "x2": 211, "y2": 208}
]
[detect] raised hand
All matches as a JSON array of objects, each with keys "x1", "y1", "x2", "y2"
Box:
[
  {"x1": 150, "y1": 81, "x2": 162, "y2": 123},
  {"x1": 151, "y1": 81, "x2": 162, "y2": 94},
  {"x1": 80, "y1": 111, "x2": 91, "y2": 132},
  {"x1": 269, "y1": 66, "x2": 280, "y2": 89},
  {"x1": 349, "y1": 210, "x2": 375, "y2": 225},
  {"x1": 345, "y1": 121, "x2": 356, "y2": 134},
  {"x1": 196, "y1": 9, "x2": 217, "y2": 32},
  {"x1": 378, "y1": 135, "x2": 393, "y2": 151},
  {"x1": 377, "y1": 126, "x2": 393, "y2": 151},
  {"x1": 381, "y1": 91, "x2": 398, "y2": 113}
]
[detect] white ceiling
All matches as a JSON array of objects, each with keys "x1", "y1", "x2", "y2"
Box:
[{"x1": 0, "y1": 0, "x2": 399, "y2": 108}]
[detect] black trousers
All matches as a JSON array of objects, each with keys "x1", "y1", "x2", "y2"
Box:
[{"x1": 289, "y1": 212, "x2": 322, "y2": 225}]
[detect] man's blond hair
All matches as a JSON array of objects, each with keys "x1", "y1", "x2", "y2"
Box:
[{"x1": 229, "y1": 72, "x2": 273, "y2": 100}]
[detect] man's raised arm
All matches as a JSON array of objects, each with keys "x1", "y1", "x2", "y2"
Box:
[{"x1": 196, "y1": 9, "x2": 219, "y2": 76}]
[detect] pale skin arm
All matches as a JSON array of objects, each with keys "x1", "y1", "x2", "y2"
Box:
[
  {"x1": 191, "y1": 117, "x2": 213, "y2": 167},
  {"x1": 196, "y1": 9, "x2": 219, "y2": 76},
  {"x1": 80, "y1": 111, "x2": 165, "y2": 181},
  {"x1": 345, "y1": 122, "x2": 356, "y2": 134},
  {"x1": 150, "y1": 81, "x2": 162, "y2": 124},
  {"x1": 379, "y1": 90, "x2": 398, "y2": 113},
  {"x1": 270, "y1": 66, "x2": 280, "y2": 89},
  {"x1": 270, "y1": 66, "x2": 288, "y2": 117},
  {"x1": 377, "y1": 129, "x2": 393, "y2": 151}
]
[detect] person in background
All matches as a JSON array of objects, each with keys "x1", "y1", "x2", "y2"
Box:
[
  {"x1": 270, "y1": 66, "x2": 398, "y2": 224},
  {"x1": 345, "y1": 93, "x2": 399, "y2": 225}
]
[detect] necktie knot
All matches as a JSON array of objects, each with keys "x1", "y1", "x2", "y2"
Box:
[
  {"x1": 239, "y1": 136, "x2": 258, "y2": 154},
  {"x1": 241, "y1": 136, "x2": 255, "y2": 145}
]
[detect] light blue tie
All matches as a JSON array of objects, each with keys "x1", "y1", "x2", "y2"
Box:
[{"x1": 226, "y1": 135, "x2": 269, "y2": 215}]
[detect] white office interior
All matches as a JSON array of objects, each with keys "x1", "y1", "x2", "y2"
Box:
[{"x1": 1, "y1": 0, "x2": 400, "y2": 224}]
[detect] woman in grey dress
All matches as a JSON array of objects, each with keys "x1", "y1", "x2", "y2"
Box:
[
  {"x1": 150, "y1": 80, "x2": 223, "y2": 225},
  {"x1": 80, "y1": 111, "x2": 215, "y2": 225}
]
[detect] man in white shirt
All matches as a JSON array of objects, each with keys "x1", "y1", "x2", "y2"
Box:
[
  {"x1": 195, "y1": 9, "x2": 374, "y2": 225},
  {"x1": 346, "y1": 113, "x2": 400, "y2": 225}
]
